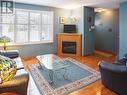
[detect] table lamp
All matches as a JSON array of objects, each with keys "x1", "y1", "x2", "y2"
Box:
[
  {"x1": 0, "y1": 55, "x2": 17, "y2": 84},
  {"x1": 0, "y1": 36, "x2": 11, "y2": 50}
]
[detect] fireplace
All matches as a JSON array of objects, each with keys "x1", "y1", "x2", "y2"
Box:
[
  {"x1": 57, "y1": 33, "x2": 82, "y2": 57},
  {"x1": 62, "y1": 41, "x2": 76, "y2": 54}
]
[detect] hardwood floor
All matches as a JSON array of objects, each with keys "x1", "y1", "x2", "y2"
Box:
[{"x1": 22, "y1": 53, "x2": 118, "y2": 95}]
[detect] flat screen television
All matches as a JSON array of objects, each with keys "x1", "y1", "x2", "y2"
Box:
[{"x1": 64, "y1": 24, "x2": 76, "y2": 33}]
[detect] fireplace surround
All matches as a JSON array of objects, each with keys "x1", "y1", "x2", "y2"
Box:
[{"x1": 57, "y1": 33, "x2": 82, "y2": 57}]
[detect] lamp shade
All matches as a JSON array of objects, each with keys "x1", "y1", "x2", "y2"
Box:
[{"x1": 0, "y1": 36, "x2": 11, "y2": 43}]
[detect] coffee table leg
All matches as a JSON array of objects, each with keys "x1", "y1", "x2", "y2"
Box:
[
  {"x1": 38, "y1": 61, "x2": 42, "y2": 69},
  {"x1": 63, "y1": 68, "x2": 68, "y2": 79},
  {"x1": 63, "y1": 68, "x2": 71, "y2": 81},
  {"x1": 49, "y1": 70, "x2": 54, "y2": 83}
]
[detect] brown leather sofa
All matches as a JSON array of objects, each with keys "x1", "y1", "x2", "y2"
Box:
[{"x1": 0, "y1": 50, "x2": 29, "y2": 95}]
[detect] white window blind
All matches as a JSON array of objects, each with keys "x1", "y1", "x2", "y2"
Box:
[
  {"x1": 0, "y1": 9, "x2": 54, "y2": 44},
  {"x1": 30, "y1": 12, "x2": 41, "y2": 42}
]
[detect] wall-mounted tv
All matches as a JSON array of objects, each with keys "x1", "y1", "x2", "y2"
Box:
[{"x1": 64, "y1": 24, "x2": 76, "y2": 33}]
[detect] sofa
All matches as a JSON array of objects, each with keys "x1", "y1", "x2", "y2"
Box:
[
  {"x1": 0, "y1": 50, "x2": 29, "y2": 95},
  {"x1": 99, "y1": 60, "x2": 127, "y2": 95}
]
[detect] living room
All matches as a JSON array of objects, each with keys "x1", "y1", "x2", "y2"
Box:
[{"x1": 0, "y1": 0, "x2": 127, "y2": 95}]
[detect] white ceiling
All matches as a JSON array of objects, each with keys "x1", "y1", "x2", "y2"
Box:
[{"x1": 15, "y1": 0, "x2": 127, "y2": 9}]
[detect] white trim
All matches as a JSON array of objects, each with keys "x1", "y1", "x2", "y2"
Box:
[
  {"x1": 11, "y1": 41, "x2": 53, "y2": 46},
  {"x1": 0, "y1": 41, "x2": 53, "y2": 47}
]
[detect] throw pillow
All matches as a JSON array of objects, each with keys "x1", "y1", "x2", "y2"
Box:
[{"x1": 0, "y1": 55, "x2": 17, "y2": 83}]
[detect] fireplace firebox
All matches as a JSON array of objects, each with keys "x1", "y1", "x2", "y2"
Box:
[{"x1": 62, "y1": 41, "x2": 76, "y2": 54}]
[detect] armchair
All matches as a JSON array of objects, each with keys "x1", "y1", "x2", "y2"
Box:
[
  {"x1": 115, "y1": 53, "x2": 127, "y2": 66},
  {"x1": 0, "y1": 50, "x2": 29, "y2": 95},
  {"x1": 99, "y1": 61, "x2": 127, "y2": 95}
]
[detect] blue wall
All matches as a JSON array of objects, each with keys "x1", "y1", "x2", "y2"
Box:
[
  {"x1": 71, "y1": 7, "x2": 95, "y2": 56},
  {"x1": 5, "y1": 3, "x2": 71, "y2": 57},
  {"x1": 95, "y1": 9, "x2": 119, "y2": 53},
  {"x1": 71, "y1": 7, "x2": 84, "y2": 55},
  {"x1": 119, "y1": 1, "x2": 127, "y2": 58},
  {"x1": 84, "y1": 7, "x2": 95, "y2": 55}
]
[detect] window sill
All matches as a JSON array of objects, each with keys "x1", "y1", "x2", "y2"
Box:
[{"x1": 0, "y1": 40, "x2": 53, "y2": 47}]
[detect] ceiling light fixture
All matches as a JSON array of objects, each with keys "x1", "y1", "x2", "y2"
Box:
[{"x1": 94, "y1": 8, "x2": 107, "y2": 13}]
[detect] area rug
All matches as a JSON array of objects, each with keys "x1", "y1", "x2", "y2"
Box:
[{"x1": 28, "y1": 58, "x2": 101, "y2": 95}]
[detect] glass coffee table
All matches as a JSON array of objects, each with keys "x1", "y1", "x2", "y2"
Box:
[{"x1": 36, "y1": 54, "x2": 70, "y2": 83}]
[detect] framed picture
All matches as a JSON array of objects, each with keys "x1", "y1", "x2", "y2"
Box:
[
  {"x1": 87, "y1": 17, "x2": 92, "y2": 22},
  {"x1": 59, "y1": 17, "x2": 65, "y2": 24}
]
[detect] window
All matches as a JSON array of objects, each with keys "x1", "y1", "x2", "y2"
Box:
[
  {"x1": 0, "y1": 14, "x2": 15, "y2": 41},
  {"x1": 0, "y1": 9, "x2": 54, "y2": 44},
  {"x1": 16, "y1": 11, "x2": 29, "y2": 43},
  {"x1": 30, "y1": 12, "x2": 41, "y2": 42}
]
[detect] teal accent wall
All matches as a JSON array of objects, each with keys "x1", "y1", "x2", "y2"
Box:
[
  {"x1": 5, "y1": 3, "x2": 71, "y2": 57},
  {"x1": 95, "y1": 9, "x2": 119, "y2": 54},
  {"x1": 119, "y1": 1, "x2": 127, "y2": 58},
  {"x1": 84, "y1": 7, "x2": 95, "y2": 55}
]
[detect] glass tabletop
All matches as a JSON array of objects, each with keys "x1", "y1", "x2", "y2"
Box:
[{"x1": 36, "y1": 54, "x2": 70, "y2": 70}]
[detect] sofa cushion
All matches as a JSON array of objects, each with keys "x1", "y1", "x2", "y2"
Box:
[{"x1": 13, "y1": 57, "x2": 24, "y2": 70}]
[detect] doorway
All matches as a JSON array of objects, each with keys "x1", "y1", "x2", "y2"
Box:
[{"x1": 94, "y1": 8, "x2": 119, "y2": 55}]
